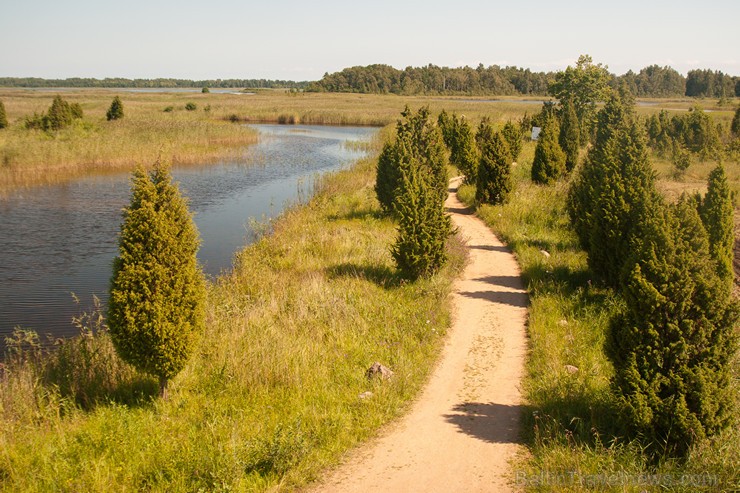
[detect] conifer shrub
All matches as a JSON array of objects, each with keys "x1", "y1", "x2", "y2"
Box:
[
  {"x1": 185, "y1": 102, "x2": 197, "y2": 111},
  {"x1": 70, "y1": 102, "x2": 84, "y2": 120},
  {"x1": 46, "y1": 95, "x2": 74, "y2": 131},
  {"x1": 0, "y1": 99, "x2": 7, "y2": 129},
  {"x1": 392, "y1": 161, "x2": 451, "y2": 280},
  {"x1": 732, "y1": 106, "x2": 740, "y2": 137},
  {"x1": 558, "y1": 100, "x2": 580, "y2": 172},
  {"x1": 375, "y1": 139, "x2": 406, "y2": 214},
  {"x1": 451, "y1": 116, "x2": 479, "y2": 183},
  {"x1": 379, "y1": 106, "x2": 452, "y2": 279},
  {"x1": 108, "y1": 163, "x2": 206, "y2": 398},
  {"x1": 607, "y1": 197, "x2": 739, "y2": 458},
  {"x1": 567, "y1": 92, "x2": 631, "y2": 251},
  {"x1": 106, "y1": 96, "x2": 124, "y2": 121},
  {"x1": 475, "y1": 119, "x2": 512, "y2": 205},
  {"x1": 587, "y1": 121, "x2": 660, "y2": 288},
  {"x1": 375, "y1": 106, "x2": 448, "y2": 215},
  {"x1": 531, "y1": 115, "x2": 566, "y2": 185},
  {"x1": 698, "y1": 164, "x2": 735, "y2": 292},
  {"x1": 500, "y1": 120, "x2": 522, "y2": 162}
]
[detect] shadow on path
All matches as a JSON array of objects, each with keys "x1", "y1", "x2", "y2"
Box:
[{"x1": 443, "y1": 402, "x2": 523, "y2": 444}]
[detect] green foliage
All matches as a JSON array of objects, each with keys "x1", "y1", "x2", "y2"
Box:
[
  {"x1": 646, "y1": 106, "x2": 723, "y2": 161},
  {"x1": 392, "y1": 161, "x2": 451, "y2": 280},
  {"x1": 70, "y1": 102, "x2": 84, "y2": 120},
  {"x1": 699, "y1": 164, "x2": 735, "y2": 293},
  {"x1": 445, "y1": 113, "x2": 478, "y2": 182},
  {"x1": 475, "y1": 122, "x2": 512, "y2": 205},
  {"x1": 587, "y1": 121, "x2": 659, "y2": 288},
  {"x1": 201, "y1": 87, "x2": 210, "y2": 94},
  {"x1": 531, "y1": 115, "x2": 566, "y2": 185},
  {"x1": 558, "y1": 99, "x2": 580, "y2": 172},
  {"x1": 607, "y1": 198, "x2": 738, "y2": 458},
  {"x1": 375, "y1": 106, "x2": 448, "y2": 215},
  {"x1": 549, "y1": 54, "x2": 612, "y2": 144},
  {"x1": 375, "y1": 140, "x2": 406, "y2": 214},
  {"x1": 500, "y1": 120, "x2": 522, "y2": 162},
  {"x1": 732, "y1": 106, "x2": 740, "y2": 137},
  {"x1": 185, "y1": 102, "x2": 197, "y2": 111},
  {"x1": 107, "y1": 163, "x2": 206, "y2": 397},
  {"x1": 46, "y1": 95, "x2": 74, "y2": 131},
  {"x1": 671, "y1": 140, "x2": 692, "y2": 176},
  {"x1": 106, "y1": 96, "x2": 124, "y2": 121},
  {"x1": 567, "y1": 92, "x2": 632, "y2": 251},
  {"x1": 0, "y1": 99, "x2": 7, "y2": 129}
]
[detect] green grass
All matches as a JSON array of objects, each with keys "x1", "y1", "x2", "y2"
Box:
[
  {"x1": 458, "y1": 142, "x2": 740, "y2": 492},
  {"x1": 0, "y1": 133, "x2": 466, "y2": 491}
]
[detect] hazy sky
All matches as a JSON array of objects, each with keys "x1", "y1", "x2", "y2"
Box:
[{"x1": 1, "y1": 0, "x2": 738, "y2": 81}]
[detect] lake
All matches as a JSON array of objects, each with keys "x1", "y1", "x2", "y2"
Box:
[{"x1": 0, "y1": 124, "x2": 377, "y2": 349}]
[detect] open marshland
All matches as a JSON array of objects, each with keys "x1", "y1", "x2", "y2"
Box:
[{"x1": 1, "y1": 87, "x2": 738, "y2": 491}]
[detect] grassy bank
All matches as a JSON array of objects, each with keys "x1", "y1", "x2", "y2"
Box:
[
  {"x1": 0, "y1": 132, "x2": 466, "y2": 491},
  {"x1": 458, "y1": 143, "x2": 739, "y2": 491}
]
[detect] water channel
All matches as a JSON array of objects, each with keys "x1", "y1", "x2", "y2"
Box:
[{"x1": 0, "y1": 124, "x2": 377, "y2": 349}]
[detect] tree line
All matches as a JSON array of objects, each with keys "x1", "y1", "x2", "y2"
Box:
[
  {"x1": 0, "y1": 77, "x2": 309, "y2": 90},
  {"x1": 307, "y1": 63, "x2": 740, "y2": 98}
]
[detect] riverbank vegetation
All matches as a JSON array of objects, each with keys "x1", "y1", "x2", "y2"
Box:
[{"x1": 0, "y1": 132, "x2": 467, "y2": 490}]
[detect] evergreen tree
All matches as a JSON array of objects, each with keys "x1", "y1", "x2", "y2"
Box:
[
  {"x1": 732, "y1": 106, "x2": 740, "y2": 137},
  {"x1": 106, "y1": 96, "x2": 124, "y2": 121},
  {"x1": 70, "y1": 102, "x2": 84, "y2": 120},
  {"x1": 607, "y1": 197, "x2": 738, "y2": 457},
  {"x1": 559, "y1": 99, "x2": 580, "y2": 172},
  {"x1": 108, "y1": 163, "x2": 206, "y2": 398},
  {"x1": 699, "y1": 164, "x2": 735, "y2": 292},
  {"x1": 437, "y1": 109, "x2": 454, "y2": 146},
  {"x1": 567, "y1": 92, "x2": 631, "y2": 250},
  {"x1": 500, "y1": 120, "x2": 522, "y2": 162},
  {"x1": 476, "y1": 124, "x2": 512, "y2": 205},
  {"x1": 376, "y1": 105, "x2": 448, "y2": 215},
  {"x1": 0, "y1": 100, "x2": 7, "y2": 129},
  {"x1": 392, "y1": 159, "x2": 451, "y2": 280},
  {"x1": 375, "y1": 139, "x2": 407, "y2": 214},
  {"x1": 531, "y1": 115, "x2": 566, "y2": 185},
  {"x1": 587, "y1": 121, "x2": 659, "y2": 287},
  {"x1": 46, "y1": 95, "x2": 73, "y2": 130},
  {"x1": 451, "y1": 116, "x2": 478, "y2": 182}
]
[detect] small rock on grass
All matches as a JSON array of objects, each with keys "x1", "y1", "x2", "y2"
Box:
[{"x1": 366, "y1": 362, "x2": 394, "y2": 380}]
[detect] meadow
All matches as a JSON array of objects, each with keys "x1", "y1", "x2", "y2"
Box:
[{"x1": 1, "y1": 87, "x2": 738, "y2": 490}]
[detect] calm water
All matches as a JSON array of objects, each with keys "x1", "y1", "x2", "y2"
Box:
[{"x1": 0, "y1": 124, "x2": 377, "y2": 348}]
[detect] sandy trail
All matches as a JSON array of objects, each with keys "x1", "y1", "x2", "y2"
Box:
[{"x1": 311, "y1": 179, "x2": 529, "y2": 492}]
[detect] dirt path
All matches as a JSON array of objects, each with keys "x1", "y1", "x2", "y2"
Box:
[{"x1": 311, "y1": 179, "x2": 529, "y2": 492}]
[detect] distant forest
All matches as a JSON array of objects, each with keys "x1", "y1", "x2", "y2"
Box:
[
  {"x1": 306, "y1": 64, "x2": 740, "y2": 99},
  {"x1": 0, "y1": 77, "x2": 310, "y2": 90},
  {"x1": 2, "y1": 64, "x2": 738, "y2": 99}
]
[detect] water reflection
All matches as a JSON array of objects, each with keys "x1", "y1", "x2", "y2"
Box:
[{"x1": 0, "y1": 124, "x2": 377, "y2": 346}]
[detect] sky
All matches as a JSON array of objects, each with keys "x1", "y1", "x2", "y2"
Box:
[{"x1": 1, "y1": 0, "x2": 738, "y2": 81}]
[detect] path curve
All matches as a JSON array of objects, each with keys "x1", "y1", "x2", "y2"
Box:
[{"x1": 312, "y1": 178, "x2": 529, "y2": 492}]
